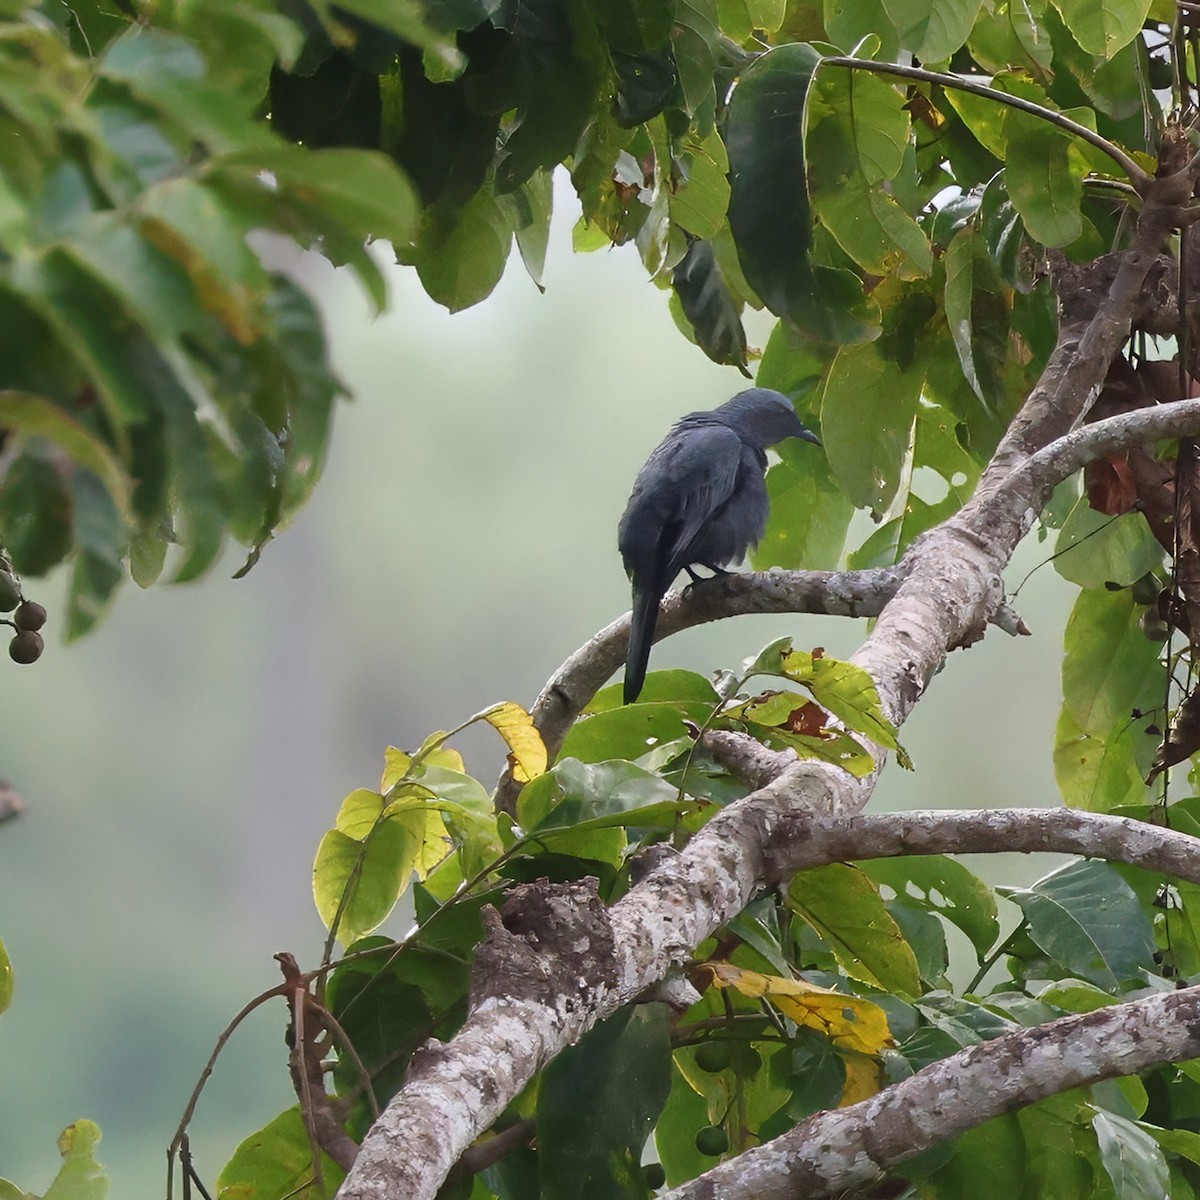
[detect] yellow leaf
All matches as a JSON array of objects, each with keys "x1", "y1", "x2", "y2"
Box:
[
  {"x1": 482, "y1": 701, "x2": 547, "y2": 783},
  {"x1": 413, "y1": 809, "x2": 453, "y2": 879},
  {"x1": 706, "y1": 962, "x2": 893, "y2": 1057},
  {"x1": 382, "y1": 743, "x2": 466, "y2": 790},
  {"x1": 839, "y1": 1049, "x2": 885, "y2": 1105}
]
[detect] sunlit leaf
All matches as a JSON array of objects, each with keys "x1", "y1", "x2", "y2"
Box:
[
  {"x1": 42, "y1": 1121, "x2": 107, "y2": 1200},
  {"x1": 706, "y1": 961, "x2": 894, "y2": 1056},
  {"x1": 788, "y1": 863, "x2": 921, "y2": 994},
  {"x1": 482, "y1": 701, "x2": 547, "y2": 783}
]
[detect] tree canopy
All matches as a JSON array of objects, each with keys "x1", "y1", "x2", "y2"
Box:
[{"x1": 8, "y1": 1, "x2": 1200, "y2": 1199}]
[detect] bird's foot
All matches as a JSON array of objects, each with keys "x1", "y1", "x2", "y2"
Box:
[{"x1": 682, "y1": 564, "x2": 730, "y2": 595}]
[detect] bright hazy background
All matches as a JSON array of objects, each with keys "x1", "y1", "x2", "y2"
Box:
[{"x1": 0, "y1": 178, "x2": 1075, "y2": 1193}]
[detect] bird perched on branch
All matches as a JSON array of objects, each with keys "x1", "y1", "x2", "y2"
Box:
[{"x1": 617, "y1": 388, "x2": 822, "y2": 704}]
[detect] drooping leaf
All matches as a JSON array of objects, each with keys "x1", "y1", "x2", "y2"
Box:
[
  {"x1": 671, "y1": 239, "x2": 750, "y2": 374},
  {"x1": 1054, "y1": 587, "x2": 1163, "y2": 811},
  {"x1": 726, "y1": 43, "x2": 879, "y2": 342},
  {"x1": 883, "y1": 0, "x2": 984, "y2": 61},
  {"x1": 1053, "y1": 501, "x2": 1164, "y2": 590},
  {"x1": 819, "y1": 340, "x2": 924, "y2": 514},
  {"x1": 1093, "y1": 1110, "x2": 1170, "y2": 1200},
  {"x1": 482, "y1": 701, "x2": 548, "y2": 783},
  {"x1": 999, "y1": 859, "x2": 1156, "y2": 991},
  {"x1": 943, "y1": 222, "x2": 1010, "y2": 414}
]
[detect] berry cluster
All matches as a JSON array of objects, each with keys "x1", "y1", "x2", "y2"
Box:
[{"x1": 0, "y1": 565, "x2": 45, "y2": 665}]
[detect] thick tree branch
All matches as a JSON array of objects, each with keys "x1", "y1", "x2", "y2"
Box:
[
  {"x1": 662, "y1": 986, "x2": 1200, "y2": 1200},
  {"x1": 764, "y1": 805, "x2": 1200, "y2": 884}
]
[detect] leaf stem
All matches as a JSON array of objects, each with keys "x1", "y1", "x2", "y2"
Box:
[{"x1": 824, "y1": 56, "x2": 1153, "y2": 191}]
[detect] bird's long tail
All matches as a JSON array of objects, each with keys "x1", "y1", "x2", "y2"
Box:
[{"x1": 624, "y1": 584, "x2": 664, "y2": 704}]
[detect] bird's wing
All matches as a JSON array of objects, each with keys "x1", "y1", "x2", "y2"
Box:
[{"x1": 654, "y1": 425, "x2": 745, "y2": 572}]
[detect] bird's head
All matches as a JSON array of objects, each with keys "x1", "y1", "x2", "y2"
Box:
[{"x1": 717, "y1": 388, "x2": 821, "y2": 451}]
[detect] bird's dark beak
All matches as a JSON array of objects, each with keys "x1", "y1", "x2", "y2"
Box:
[{"x1": 798, "y1": 428, "x2": 822, "y2": 447}]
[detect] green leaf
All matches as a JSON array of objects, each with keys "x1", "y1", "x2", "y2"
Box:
[
  {"x1": 1054, "y1": 587, "x2": 1162, "y2": 811},
  {"x1": 538, "y1": 1006, "x2": 673, "y2": 1200},
  {"x1": 1000, "y1": 860, "x2": 1156, "y2": 991},
  {"x1": 1053, "y1": 502, "x2": 1165, "y2": 590},
  {"x1": 943, "y1": 223, "x2": 1010, "y2": 414},
  {"x1": 587, "y1": 670, "x2": 721, "y2": 713},
  {"x1": 823, "y1": 0, "x2": 900, "y2": 58},
  {"x1": 789, "y1": 863, "x2": 921, "y2": 994},
  {"x1": 519, "y1": 757, "x2": 686, "y2": 833},
  {"x1": 807, "y1": 67, "x2": 930, "y2": 279},
  {"x1": 236, "y1": 143, "x2": 419, "y2": 249},
  {"x1": 655, "y1": 1060, "x2": 714, "y2": 1187},
  {"x1": 490, "y1": 0, "x2": 606, "y2": 192},
  {"x1": 728, "y1": 43, "x2": 881, "y2": 340},
  {"x1": 0, "y1": 447, "x2": 74, "y2": 576},
  {"x1": 559, "y1": 701, "x2": 715, "y2": 764},
  {"x1": 968, "y1": 0, "x2": 1055, "y2": 76},
  {"x1": 860, "y1": 856, "x2": 999, "y2": 957},
  {"x1": 670, "y1": 132, "x2": 730, "y2": 242},
  {"x1": 819, "y1": 340, "x2": 924, "y2": 513},
  {"x1": 913, "y1": 1113, "x2": 1026, "y2": 1199},
  {"x1": 0, "y1": 393, "x2": 126, "y2": 518},
  {"x1": 755, "y1": 444, "x2": 855, "y2": 569},
  {"x1": 1050, "y1": 0, "x2": 1151, "y2": 57},
  {"x1": 415, "y1": 187, "x2": 512, "y2": 312},
  {"x1": 1093, "y1": 1110, "x2": 1170, "y2": 1200},
  {"x1": 671, "y1": 239, "x2": 750, "y2": 374},
  {"x1": 0, "y1": 935, "x2": 11, "y2": 1015},
  {"x1": 883, "y1": 0, "x2": 984, "y2": 61},
  {"x1": 771, "y1": 646, "x2": 907, "y2": 762},
  {"x1": 42, "y1": 1121, "x2": 107, "y2": 1200},
  {"x1": 65, "y1": 470, "x2": 126, "y2": 640},
  {"x1": 504, "y1": 168, "x2": 553, "y2": 291},
  {"x1": 671, "y1": 0, "x2": 720, "y2": 135},
  {"x1": 313, "y1": 790, "x2": 426, "y2": 944},
  {"x1": 1015, "y1": 1094, "x2": 1094, "y2": 1199},
  {"x1": 217, "y1": 1106, "x2": 345, "y2": 1199}
]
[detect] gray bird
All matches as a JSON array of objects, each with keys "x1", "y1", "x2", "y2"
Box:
[{"x1": 618, "y1": 388, "x2": 821, "y2": 705}]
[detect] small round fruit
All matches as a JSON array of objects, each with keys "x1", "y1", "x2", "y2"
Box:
[
  {"x1": 642, "y1": 1163, "x2": 666, "y2": 1189},
  {"x1": 13, "y1": 601, "x2": 46, "y2": 632},
  {"x1": 694, "y1": 1125, "x2": 729, "y2": 1156},
  {"x1": 1147, "y1": 54, "x2": 1174, "y2": 91},
  {"x1": 0, "y1": 572, "x2": 19, "y2": 612},
  {"x1": 694, "y1": 1040, "x2": 734, "y2": 1073},
  {"x1": 9, "y1": 630, "x2": 42, "y2": 664}
]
